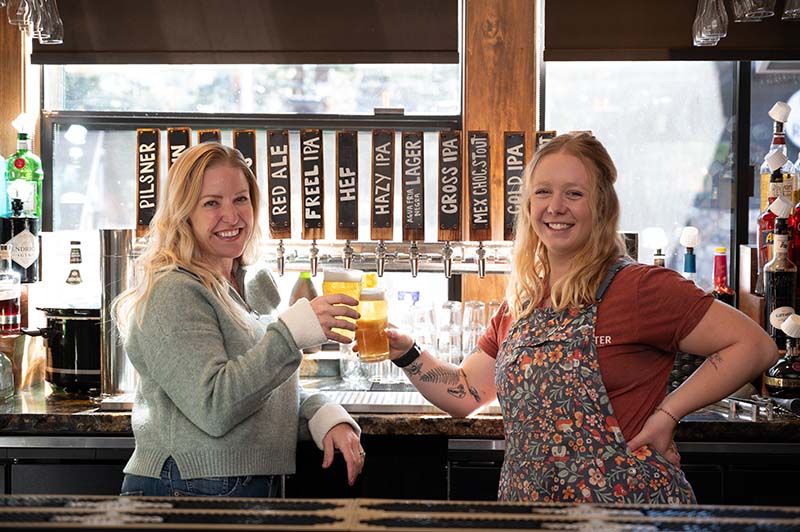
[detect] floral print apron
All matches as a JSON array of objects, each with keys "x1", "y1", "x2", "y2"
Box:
[{"x1": 495, "y1": 263, "x2": 696, "y2": 504}]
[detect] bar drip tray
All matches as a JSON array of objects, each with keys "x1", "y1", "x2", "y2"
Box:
[
  {"x1": 98, "y1": 387, "x2": 502, "y2": 415},
  {"x1": 98, "y1": 393, "x2": 135, "y2": 412}
]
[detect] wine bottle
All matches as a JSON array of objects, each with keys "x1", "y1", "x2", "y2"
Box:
[
  {"x1": 764, "y1": 216, "x2": 797, "y2": 348},
  {"x1": 289, "y1": 271, "x2": 320, "y2": 354},
  {"x1": 0, "y1": 198, "x2": 40, "y2": 283},
  {"x1": 711, "y1": 246, "x2": 735, "y2": 306},
  {"x1": 0, "y1": 244, "x2": 21, "y2": 336}
]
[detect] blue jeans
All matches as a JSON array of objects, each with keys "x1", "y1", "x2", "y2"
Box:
[{"x1": 120, "y1": 457, "x2": 280, "y2": 498}]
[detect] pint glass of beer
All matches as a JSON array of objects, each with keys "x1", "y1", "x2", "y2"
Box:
[
  {"x1": 355, "y1": 288, "x2": 390, "y2": 363},
  {"x1": 322, "y1": 268, "x2": 363, "y2": 340}
]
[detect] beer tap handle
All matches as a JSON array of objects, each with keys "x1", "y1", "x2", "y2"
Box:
[
  {"x1": 376, "y1": 240, "x2": 387, "y2": 277},
  {"x1": 476, "y1": 241, "x2": 487, "y2": 279},
  {"x1": 276, "y1": 240, "x2": 285, "y2": 276},
  {"x1": 442, "y1": 241, "x2": 453, "y2": 279},
  {"x1": 409, "y1": 241, "x2": 420, "y2": 278},
  {"x1": 343, "y1": 240, "x2": 354, "y2": 270},
  {"x1": 310, "y1": 240, "x2": 319, "y2": 277}
]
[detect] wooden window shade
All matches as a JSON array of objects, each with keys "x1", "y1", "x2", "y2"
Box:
[
  {"x1": 545, "y1": 0, "x2": 799, "y2": 61},
  {"x1": 32, "y1": 0, "x2": 458, "y2": 65}
]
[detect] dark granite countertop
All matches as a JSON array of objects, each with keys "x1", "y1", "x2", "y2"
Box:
[{"x1": 1, "y1": 384, "x2": 800, "y2": 443}]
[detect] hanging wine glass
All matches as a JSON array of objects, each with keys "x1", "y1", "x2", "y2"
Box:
[
  {"x1": 693, "y1": 0, "x2": 722, "y2": 46},
  {"x1": 783, "y1": 0, "x2": 800, "y2": 20},
  {"x1": 743, "y1": 0, "x2": 776, "y2": 19},
  {"x1": 7, "y1": 0, "x2": 31, "y2": 30},
  {"x1": 39, "y1": 0, "x2": 62, "y2": 44},
  {"x1": 30, "y1": 0, "x2": 49, "y2": 40}
]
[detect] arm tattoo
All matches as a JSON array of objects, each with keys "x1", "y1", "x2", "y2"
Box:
[
  {"x1": 705, "y1": 352, "x2": 722, "y2": 371},
  {"x1": 459, "y1": 368, "x2": 481, "y2": 403},
  {"x1": 405, "y1": 361, "x2": 423, "y2": 376},
  {"x1": 420, "y1": 366, "x2": 461, "y2": 385},
  {"x1": 447, "y1": 383, "x2": 467, "y2": 398}
]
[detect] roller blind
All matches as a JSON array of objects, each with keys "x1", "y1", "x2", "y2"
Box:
[
  {"x1": 32, "y1": 0, "x2": 459, "y2": 64},
  {"x1": 545, "y1": 0, "x2": 799, "y2": 61}
]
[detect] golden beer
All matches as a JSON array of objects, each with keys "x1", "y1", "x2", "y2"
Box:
[
  {"x1": 321, "y1": 268, "x2": 363, "y2": 340},
  {"x1": 355, "y1": 288, "x2": 389, "y2": 363}
]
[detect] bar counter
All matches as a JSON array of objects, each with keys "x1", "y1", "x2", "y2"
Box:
[{"x1": 1, "y1": 384, "x2": 799, "y2": 444}]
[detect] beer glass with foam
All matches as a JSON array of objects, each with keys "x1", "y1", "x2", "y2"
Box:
[
  {"x1": 355, "y1": 288, "x2": 390, "y2": 363},
  {"x1": 322, "y1": 268, "x2": 363, "y2": 340}
]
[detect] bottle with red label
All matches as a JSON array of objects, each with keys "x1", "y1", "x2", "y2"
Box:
[{"x1": 711, "y1": 246, "x2": 735, "y2": 306}]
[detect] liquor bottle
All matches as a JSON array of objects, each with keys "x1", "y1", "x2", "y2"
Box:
[
  {"x1": 759, "y1": 102, "x2": 796, "y2": 212},
  {"x1": 0, "y1": 350, "x2": 12, "y2": 400},
  {"x1": 711, "y1": 246, "x2": 735, "y2": 306},
  {"x1": 679, "y1": 226, "x2": 700, "y2": 284},
  {"x1": 756, "y1": 151, "x2": 792, "y2": 295},
  {"x1": 764, "y1": 216, "x2": 797, "y2": 348},
  {"x1": 653, "y1": 249, "x2": 666, "y2": 268},
  {"x1": 764, "y1": 314, "x2": 800, "y2": 398},
  {"x1": 289, "y1": 271, "x2": 319, "y2": 354},
  {"x1": 0, "y1": 244, "x2": 21, "y2": 335},
  {"x1": 5, "y1": 132, "x2": 44, "y2": 218},
  {"x1": 65, "y1": 240, "x2": 83, "y2": 285},
  {"x1": 0, "y1": 198, "x2": 39, "y2": 283}
]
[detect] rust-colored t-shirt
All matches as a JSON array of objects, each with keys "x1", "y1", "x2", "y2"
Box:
[{"x1": 478, "y1": 264, "x2": 714, "y2": 442}]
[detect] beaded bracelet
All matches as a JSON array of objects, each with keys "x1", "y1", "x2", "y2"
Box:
[{"x1": 654, "y1": 406, "x2": 680, "y2": 424}]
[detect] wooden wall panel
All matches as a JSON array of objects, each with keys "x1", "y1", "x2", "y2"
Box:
[
  {"x1": 0, "y1": 23, "x2": 27, "y2": 157},
  {"x1": 462, "y1": 0, "x2": 537, "y2": 297}
]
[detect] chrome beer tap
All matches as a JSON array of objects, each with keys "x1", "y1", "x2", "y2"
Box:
[
  {"x1": 342, "y1": 240, "x2": 354, "y2": 270},
  {"x1": 376, "y1": 240, "x2": 387, "y2": 277},
  {"x1": 276, "y1": 239, "x2": 285, "y2": 276},
  {"x1": 409, "y1": 241, "x2": 420, "y2": 278},
  {"x1": 476, "y1": 241, "x2": 487, "y2": 279},
  {"x1": 309, "y1": 239, "x2": 319, "y2": 277},
  {"x1": 442, "y1": 241, "x2": 453, "y2": 279}
]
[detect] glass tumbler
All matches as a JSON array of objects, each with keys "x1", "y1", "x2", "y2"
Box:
[
  {"x1": 355, "y1": 288, "x2": 390, "y2": 363},
  {"x1": 322, "y1": 267, "x2": 363, "y2": 341},
  {"x1": 462, "y1": 300, "x2": 486, "y2": 358},
  {"x1": 411, "y1": 303, "x2": 437, "y2": 357},
  {"x1": 436, "y1": 300, "x2": 463, "y2": 365}
]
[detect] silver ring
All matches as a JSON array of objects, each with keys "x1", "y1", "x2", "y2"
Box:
[{"x1": 359, "y1": 450, "x2": 366, "y2": 457}]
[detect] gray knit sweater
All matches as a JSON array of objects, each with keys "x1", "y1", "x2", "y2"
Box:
[{"x1": 122, "y1": 265, "x2": 358, "y2": 479}]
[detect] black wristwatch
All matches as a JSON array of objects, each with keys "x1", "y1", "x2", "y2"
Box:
[{"x1": 392, "y1": 343, "x2": 422, "y2": 368}]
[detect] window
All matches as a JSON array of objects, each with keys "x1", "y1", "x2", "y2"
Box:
[
  {"x1": 42, "y1": 63, "x2": 461, "y2": 233},
  {"x1": 545, "y1": 61, "x2": 736, "y2": 290}
]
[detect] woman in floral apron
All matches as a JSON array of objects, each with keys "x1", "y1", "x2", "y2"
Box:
[{"x1": 382, "y1": 133, "x2": 777, "y2": 503}]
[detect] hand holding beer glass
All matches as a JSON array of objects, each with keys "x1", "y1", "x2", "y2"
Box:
[
  {"x1": 354, "y1": 288, "x2": 390, "y2": 363},
  {"x1": 322, "y1": 268, "x2": 363, "y2": 340}
]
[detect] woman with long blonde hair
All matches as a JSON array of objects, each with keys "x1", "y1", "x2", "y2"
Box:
[
  {"x1": 116, "y1": 142, "x2": 365, "y2": 498},
  {"x1": 382, "y1": 132, "x2": 777, "y2": 503}
]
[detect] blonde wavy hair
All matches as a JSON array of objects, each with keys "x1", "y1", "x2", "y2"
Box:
[
  {"x1": 114, "y1": 142, "x2": 262, "y2": 338},
  {"x1": 507, "y1": 132, "x2": 627, "y2": 320}
]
